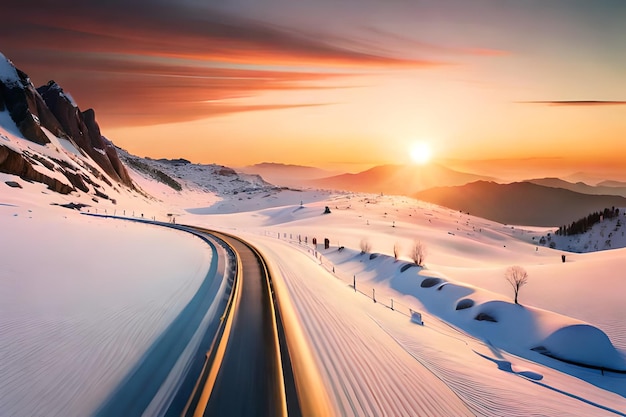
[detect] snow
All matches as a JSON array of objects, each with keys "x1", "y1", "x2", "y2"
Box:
[
  {"x1": 0, "y1": 110, "x2": 23, "y2": 140},
  {"x1": 0, "y1": 206, "x2": 216, "y2": 416},
  {"x1": 549, "y1": 212, "x2": 626, "y2": 253},
  {"x1": 1, "y1": 119, "x2": 625, "y2": 415},
  {"x1": 247, "y1": 234, "x2": 626, "y2": 416},
  {"x1": 0, "y1": 53, "x2": 21, "y2": 87},
  {"x1": 189, "y1": 194, "x2": 626, "y2": 413}
]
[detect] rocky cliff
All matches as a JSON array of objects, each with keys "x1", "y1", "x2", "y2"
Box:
[
  {"x1": 0, "y1": 52, "x2": 134, "y2": 195},
  {"x1": 36, "y1": 81, "x2": 133, "y2": 186}
]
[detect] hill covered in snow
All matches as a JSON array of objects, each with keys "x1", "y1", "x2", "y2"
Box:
[{"x1": 1, "y1": 51, "x2": 625, "y2": 416}]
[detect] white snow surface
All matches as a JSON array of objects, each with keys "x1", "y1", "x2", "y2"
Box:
[
  {"x1": 0, "y1": 189, "x2": 215, "y2": 416},
  {"x1": 550, "y1": 213, "x2": 626, "y2": 253},
  {"x1": 0, "y1": 53, "x2": 21, "y2": 87},
  {"x1": 1, "y1": 121, "x2": 625, "y2": 415}
]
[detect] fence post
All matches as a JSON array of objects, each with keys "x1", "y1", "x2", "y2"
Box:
[
  {"x1": 391, "y1": 299, "x2": 394, "y2": 310},
  {"x1": 353, "y1": 275, "x2": 356, "y2": 292},
  {"x1": 373, "y1": 288, "x2": 376, "y2": 303}
]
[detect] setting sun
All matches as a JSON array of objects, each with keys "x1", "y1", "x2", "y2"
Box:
[{"x1": 409, "y1": 141, "x2": 433, "y2": 165}]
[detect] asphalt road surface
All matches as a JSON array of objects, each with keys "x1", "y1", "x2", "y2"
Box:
[{"x1": 197, "y1": 234, "x2": 290, "y2": 417}]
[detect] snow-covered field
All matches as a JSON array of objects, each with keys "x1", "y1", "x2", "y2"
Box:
[
  {"x1": 1, "y1": 130, "x2": 625, "y2": 415},
  {"x1": 0, "y1": 206, "x2": 217, "y2": 416}
]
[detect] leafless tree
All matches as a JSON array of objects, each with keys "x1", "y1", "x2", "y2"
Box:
[
  {"x1": 505, "y1": 265, "x2": 528, "y2": 304},
  {"x1": 411, "y1": 240, "x2": 426, "y2": 266},
  {"x1": 393, "y1": 242, "x2": 401, "y2": 260},
  {"x1": 360, "y1": 238, "x2": 372, "y2": 254}
]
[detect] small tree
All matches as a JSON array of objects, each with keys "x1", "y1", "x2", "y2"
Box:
[
  {"x1": 411, "y1": 240, "x2": 426, "y2": 266},
  {"x1": 393, "y1": 242, "x2": 401, "y2": 260},
  {"x1": 505, "y1": 265, "x2": 528, "y2": 305},
  {"x1": 360, "y1": 238, "x2": 372, "y2": 254}
]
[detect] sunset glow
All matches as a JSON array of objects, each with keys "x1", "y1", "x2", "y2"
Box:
[
  {"x1": 410, "y1": 142, "x2": 433, "y2": 165},
  {"x1": 1, "y1": 0, "x2": 625, "y2": 179}
]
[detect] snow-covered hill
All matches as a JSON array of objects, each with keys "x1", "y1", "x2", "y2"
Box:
[
  {"x1": 548, "y1": 213, "x2": 626, "y2": 253},
  {"x1": 1, "y1": 51, "x2": 625, "y2": 416}
]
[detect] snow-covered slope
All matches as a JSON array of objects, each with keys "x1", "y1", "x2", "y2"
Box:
[
  {"x1": 3, "y1": 165, "x2": 626, "y2": 416},
  {"x1": 1, "y1": 50, "x2": 624, "y2": 417},
  {"x1": 549, "y1": 212, "x2": 626, "y2": 253}
]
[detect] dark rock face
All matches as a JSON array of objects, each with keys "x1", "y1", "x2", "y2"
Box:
[
  {"x1": 37, "y1": 82, "x2": 133, "y2": 188},
  {"x1": 0, "y1": 69, "x2": 50, "y2": 145},
  {"x1": 0, "y1": 145, "x2": 73, "y2": 194},
  {"x1": 36, "y1": 81, "x2": 86, "y2": 147},
  {"x1": 0, "y1": 54, "x2": 135, "y2": 194},
  {"x1": 157, "y1": 158, "x2": 190, "y2": 165},
  {"x1": 216, "y1": 167, "x2": 237, "y2": 176},
  {"x1": 5, "y1": 180, "x2": 22, "y2": 188}
]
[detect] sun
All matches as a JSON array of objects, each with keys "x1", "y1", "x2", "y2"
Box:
[{"x1": 409, "y1": 141, "x2": 432, "y2": 165}]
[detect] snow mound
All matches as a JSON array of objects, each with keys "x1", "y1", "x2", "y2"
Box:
[
  {"x1": 320, "y1": 244, "x2": 626, "y2": 371},
  {"x1": 537, "y1": 324, "x2": 626, "y2": 370}
]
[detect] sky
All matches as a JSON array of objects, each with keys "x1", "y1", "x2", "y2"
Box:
[{"x1": 2, "y1": 0, "x2": 625, "y2": 178}]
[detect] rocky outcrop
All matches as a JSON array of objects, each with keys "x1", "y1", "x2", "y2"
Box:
[
  {"x1": 0, "y1": 145, "x2": 73, "y2": 194},
  {"x1": 0, "y1": 53, "x2": 135, "y2": 193},
  {"x1": 0, "y1": 68, "x2": 50, "y2": 145},
  {"x1": 37, "y1": 82, "x2": 134, "y2": 188}
]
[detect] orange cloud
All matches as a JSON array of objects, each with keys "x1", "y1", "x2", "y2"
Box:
[
  {"x1": 3, "y1": 4, "x2": 442, "y2": 69},
  {"x1": 1, "y1": 2, "x2": 453, "y2": 126},
  {"x1": 519, "y1": 101, "x2": 626, "y2": 106}
]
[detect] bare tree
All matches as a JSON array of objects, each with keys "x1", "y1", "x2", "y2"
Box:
[
  {"x1": 360, "y1": 238, "x2": 372, "y2": 254},
  {"x1": 393, "y1": 242, "x2": 401, "y2": 260},
  {"x1": 411, "y1": 240, "x2": 426, "y2": 266},
  {"x1": 505, "y1": 265, "x2": 528, "y2": 304}
]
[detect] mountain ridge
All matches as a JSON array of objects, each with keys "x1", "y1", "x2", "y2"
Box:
[
  {"x1": 526, "y1": 177, "x2": 626, "y2": 198},
  {"x1": 415, "y1": 180, "x2": 626, "y2": 226},
  {"x1": 0, "y1": 52, "x2": 133, "y2": 194},
  {"x1": 309, "y1": 163, "x2": 495, "y2": 195}
]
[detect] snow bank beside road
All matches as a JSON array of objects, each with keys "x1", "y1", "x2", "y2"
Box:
[{"x1": 0, "y1": 207, "x2": 213, "y2": 417}]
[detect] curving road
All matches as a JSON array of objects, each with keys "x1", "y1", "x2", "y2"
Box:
[
  {"x1": 84, "y1": 215, "x2": 309, "y2": 416},
  {"x1": 94, "y1": 225, "x2": 230, "y2": 417},
  {"x1": 184, "y1": 230, "x2": 300, "y2": 417}
]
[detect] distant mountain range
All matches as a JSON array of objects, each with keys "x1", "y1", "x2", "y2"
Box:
[
  {"x1": 308, "y1": 163, "x2": 494, "y2": 195},
  {"x1": 563, "y1": 172, "x2": 624, "y2": 186},
  {"x1": 598, "y1": 180, "x2": 626, "y2": 188},
  {"x1": 238, "y1": 162, "x2": 337, "y2": 187},
  {"x1": 415, "y1": 181, "x2": 626, "y2": 226},
  {"x1": 526, "y1": 177, "x2": 626, "y2": 198},
  {"x1": 3, "y1": 50, "x2": 625, "y2": 230}
]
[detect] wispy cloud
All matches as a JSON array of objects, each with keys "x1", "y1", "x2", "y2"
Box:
[
  {"x1": 45, "y1": 58, "x2": 350, "y2": 126},
  {"x1": 1, "y1": 1, "x2": 450, "y2": 125},
  {"x1": 2, "y1": 2, "x2": 441, "y2": 69},
  {"x1": 519, "y1": 100, "x2": 626, "y2": 106},
  {"x1": 363, "y1": 26, "x2": 509, "y2": 58}
]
